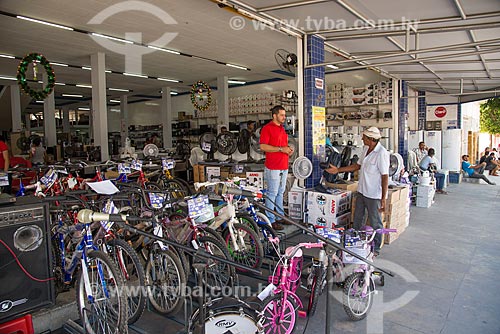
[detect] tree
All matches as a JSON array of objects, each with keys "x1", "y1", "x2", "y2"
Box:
[{"x1": 480, "y1": 98, "x2": 500, "y2": 134}]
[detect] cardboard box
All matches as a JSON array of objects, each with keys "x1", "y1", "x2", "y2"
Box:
[
  {"x1": 325, "y1": 181, "x2": 358, "y2": 192},
  {"x1": 246, "y1": 171, "x2": 264, "y2": 188},
  {"x1": 193, "y1": 164, "x2": 200, "y2": 182},
  {"x1": 416, "y1": 196, "x2": 433, "y2": 208},
  {"x1": 417, "y1": 185, "x2": 435, "y2": 198},
  {"x1": 288, "y1": 190, "x2": 305, "y2": 220},
  {"x1": 306, "y1": 190, "x2": 352, "y2": 218}
]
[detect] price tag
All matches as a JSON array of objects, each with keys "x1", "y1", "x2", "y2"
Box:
[
  {"x1": 162, "y1": 158, "x2": 176, "y2": 171},
  {"x1": 40, "y1": 169, "x2": 57, "y2": 187},
  {"x1": 0, "y1": 173, "x2": 8, "y2": 187},
  {"x1": 100, "y1": 200, "x2": 118, "y2": 232},
  {"x1": 67, "y1": 177, "x2": 77, "y2": 190},
  {"x1": 201, "y1": 142, "x2": 211, "y2": 152},
  {"x1": 148, "y1": 192, "x2": 170, "y2": 209},
  {"x1": 187, "y1": 195, "x2": 210, "y2": 218},
  {"x1": 118, "y1": 163, "x2": 132, "y2": 174},
  {"x1": 131, "y1": 160, "x2": 143, "y2": 171}
]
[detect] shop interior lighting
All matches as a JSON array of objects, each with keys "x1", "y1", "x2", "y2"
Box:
[
  {"x1": 0, "y1": 54, "x2": 15, "y2": 59},
  {"x1": 109, "y1": 99, "x2": 121, "y2": 103},
  {"x1": 91, "y1": 33, "x2": 134, "y2": 44},
  {"x1": 16, "y1": 15, "x2": 74, "y2": 31},
  {"x1": 228, "y1": 80, "x2": 246, "y2": 85},
  {"x1": 76, "y1": 84, "x2": 92, "y2": 89},
  {"x1": 0, "y1": 75, "x2": 17, "y2": 81},
  {"x1": 62, "y1": 94, "x2": 83, "y2": 98},
  {"x1": 124, "y1": 72, "x2": 148, "y2": 79},
  {"x1": 51, "y1": 62, "x2": 68, "y2": 67},
  {"x1": 147, "y1": 45, "x2": 180, "y2": 55},
  {"x1": 170, "y1": 91, "x2": 178, "y2": 95},
  {"x1": 78, "y1": 107, "x2": 90, "y2": 111},
  {"x1": 35, "y1": 100, "x2": 44, "y2": 103},
  {"x1": 82, "y1": 66, "x2": 92, "y2": 70},
  {"x1": 327, "y1": 65, "x2": 339, "y2": 69},
  {"x1": 109, "y1": 87, "x2": 129, "y2": 92},
  {"x1": 157, "y1": 77, "x2": 179, "y2": 83},
  {"x1": 226, "y1": 63, "x2": 249, "y2": 71},
  {"x1": 54, "y1": 82, "x2": 66, "y2": 86}
]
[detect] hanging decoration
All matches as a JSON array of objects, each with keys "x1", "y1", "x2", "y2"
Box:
[
  {"x1": 17, "y1": 53, "x2": 55, "y2": 100},
  {"x1": 190, "y1": 80, "x2": 212, "y2": 111}
]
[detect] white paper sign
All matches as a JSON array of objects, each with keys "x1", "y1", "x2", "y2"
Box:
[{"x1": 87, "y1": 180, "x2": 120, "y2": 195}]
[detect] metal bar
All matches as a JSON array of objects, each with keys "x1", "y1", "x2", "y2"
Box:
[
  {"x1": 453, "y1": 0, "x2": 467, "y2": 20},
  {"x1": 310, "y1": 10, "x2": 500, "y2": 35},
  {"x1": 399, "y1": 88, "x2": 500, "y2": 98},
  {"x1": 348, "y1": 45, "x2": 500, "y2": 56},
  {"x1": 305, "y1": 39, "x2": 500, "y2": 68},
  {"x1": 257, "y1": 0, "x2": 329, "y2": 12},
  {"x1": 469, "y1": 30, "x2": 493, "y2": 79},
  {"x1": 390, "y1": 69, "x2": 500, "y2": 74},
  {"x1": 436, "y1": 81, "x2": 448, "y2": 94},
  {"x1": 323, "y1": 21, "x2": 500, "y2": 40}
]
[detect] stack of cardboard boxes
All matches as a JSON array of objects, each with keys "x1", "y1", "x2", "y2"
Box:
[
  {"x1": 416, "y1": 184, "x2": 435, "y2": 208},
  {"x1": 383, "y1": 186, "x2": 411, "y2": 244},
  {"x1": 305, "y1": 189, "x2": 352, "y2": 228}
]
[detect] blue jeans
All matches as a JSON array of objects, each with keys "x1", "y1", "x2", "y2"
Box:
[
  {"x1": 435, "y1": 172, "x2": 445, "y2": 190},
  {"x1": 264, "y1": 167, "x2": 288, "y2": 223},
  {"x1": 353, "y1": 193, "x2": 383, "y2": 252}
]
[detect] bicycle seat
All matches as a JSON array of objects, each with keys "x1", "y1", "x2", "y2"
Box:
[{"x1": 285, "y1": 246, "x2": 303, "y2": 258}]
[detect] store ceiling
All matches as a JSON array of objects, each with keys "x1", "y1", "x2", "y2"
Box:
[{"x1": 0, "y1": 0, "x2": 499, "y2": 114}]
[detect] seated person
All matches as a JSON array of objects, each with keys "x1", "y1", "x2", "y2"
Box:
[
  {"x1": 461, "y1": 155, "x2": 496, "y2": 185},
  {"x1": 484, "y1": 152, "x2": 499, "y2": 176},
  {"x1": 29, "y1": 137, "x2": 47, "y2": 166},
  {"x1": 413, "y1": 141, "x2": 428, "y2": 165},
  {"x1": 419, "y1": 148, "x2": 447, "y2": 194}
]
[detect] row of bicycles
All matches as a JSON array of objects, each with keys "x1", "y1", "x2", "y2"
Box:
[{"x1": 11, "y1": 158, "x2": 395, "y2": 334}]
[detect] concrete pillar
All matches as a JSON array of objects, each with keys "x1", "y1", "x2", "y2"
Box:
[
  {"x1": 43, "y1": 74, "x2": 57, "y2": 147},
  {"x1": 217, "y1": 76, "x2": 229, "y2": 128},
  {"x1": 120, "y1": 95, "x2": 128, "y2": 147},
  {"x1": 62, "y1": 108, "x2": 70, "y2": 133},
  {"x1": 91, "y1": 52, "x2": 109, "y2": 160},
  {"x1": 296, "y1": 37, "x2": 304, "y2": 158},
  {"x1": 10, "y1": 85, "x2": 22, "y2": 132},
  {"x1": 25, "y1": 113, "x2": 31, "y2": 132},
  {"x1": 161, "y1": 87, "x2": 172, "y2": 148}
]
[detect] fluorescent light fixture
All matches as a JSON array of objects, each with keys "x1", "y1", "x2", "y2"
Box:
[
  {"x1": 78, "y1": 107, "x2": 90, "y2": 111},
  {"x1": 123, "y1": 72, "x2": 148, "y2": 79},
  {"x1": 76, "y1": 84, "x2": 92, "y2": 88},
  {"x1": 109, "y1": 99, "x2": 121, "y2": 103},
  {"x1": 82, "y1": 66, "x2": 91, "y2": 70},
  {"x1": 36, "y1": 100, "x2": 44, "y2": 103},
  {"x1": 145, "y1": 102, "x2": 159, "y2": 106},
  {"x1": 51, "y1": 62, "x2": 68, "y2": 67},
  {"x1": 91, "y1": 33, "x2": 134, "y2": 44},
  {"x1": 226, "y1": 63, "x2": 248, "y2": 71},
  {"x1": 109, "y1": 87, "x2": 129, "y2": 92},
  {"x1": 170, "y1": 91, "x2": 178, "y2": 95},
  {"x1": 55, "y1": 82, "x2": 66, "y2": 86},
  {"x1": 228, "y1": 80, "x2": 246, "y2": 85},
  {"x1": 0, "y1": 54, "x2": 15, "y2": 59},
  {"x1": 157, "y1": 77, "x2": 179, "y2": 83},
  {"x1": 147, "y1": 45, "x2": 180, "y2": 55},
  {"x1": 0, "y1": 76, "x2": 17, "y2": 81},
  {"x1": 327, "y1": 64, "x2": 339, "y2": 70},
  {"x1": 38, "y1": 81, "x2": 43, "y2": 84},
  {"x1": 105, "y1": 70, "x2": 112, "y2": 73},
  {"x1": 17, "y1": 16, "x2": 74, "y2": 31},
  {"x1": 110, "y1": 108, "x2": 120, "y2": 112},
  {"x1": 62, "y1": 94, "x2": 83, "y2": 98}
]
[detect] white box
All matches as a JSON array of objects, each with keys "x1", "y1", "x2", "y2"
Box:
[
  {"x1": 416, "y1": 197, "x2": 433, "y2": 208},
  {"x1": 246, "y1": 171, "x2": 264, "y2": 189},
  {"x1": 306, "y1": 190, "x2": 352, "y2": 219},
  {"x1": 206, "y1": 167, "x2": 220, "y2": 181},
  {"x1": 417, "y1": 185, "x2": 435, "y2": 198},
  {"x1": 288, "y1": 190, "x2": 305, "y2": 220}
]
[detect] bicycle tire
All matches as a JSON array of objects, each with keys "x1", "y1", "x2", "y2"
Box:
[
  {"x1": 223, "y1": 223, "x2": 264, "y2": 271},
  {"x1": 197, "y1": 235, "x2": 235, "y2": 290},
  {"x1": 160, "y1": 178, "x2": 191, "y2": 199},
  {"x1": 75, "y1": 250, "x2": 128, "y2": 334},
  {"x1": 236, "y1": 213, "x2": 260, "y2": 233},
  {"x1": 145, "y1": 247, "x2": 187, "y2": 315},
  {"x1": 105, "y1": 238, "x2": 147, "y2": 324},
  {"x1": 260, "y1": 293, "x2": 298, "y2": 334},
  {"x1": 307, "y1": 266, "x2": 325, "y2": 316},
  {"x1": 342, "y1": 272, "x2": 375, "y2": 321}
]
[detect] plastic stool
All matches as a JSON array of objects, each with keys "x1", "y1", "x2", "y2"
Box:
[{"x1": 0, "y1": 314, "x2": 34, "y2": 334}]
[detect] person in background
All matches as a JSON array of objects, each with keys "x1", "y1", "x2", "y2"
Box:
[
  {"x1": 220, "y1": 126, "x2": 228, "y2": 134},
  {"x1": 247, "y1": 120, "x2": 256, "y2": 134},
  {"x1": 479, "y1": 150, "x2": 489, "y2": 164},
  {"x1": 0, "y1": 135, "x2": 11, "y2": 194},
  {"x1": 413, "y1": 141, "x2": 428, "y2": 164},
  {"x1": 260, "y1": 105, "x2": 294, "y2": 231},
  {"x1": 484, "y1": 152, "x2": 500, "y2": 176},
  {"x1": 326, "y1": 127, "x2": 389, "y2": 256},
  {"x1": 461, "y1": 155, "x2": 495, "y2": 185},
  {"x1": 420, "y1": 148, "x2": 447, "y2": 194},
  {"x1": 29, "y1": 137, "x2": 47, "y2": 166}
]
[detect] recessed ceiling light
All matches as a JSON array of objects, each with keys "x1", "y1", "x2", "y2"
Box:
[
  {"x1": 0, "y1": 75, "x2": 17, "y2": 81},
  {"x1": 0, "y1": 54, "x2": 15, "y2": 59},
  {"x1": 82, "y1": 66, "x2": 91, "y2": 71},
  {"x1": 51, "y1": 62, "x2": 68, "y2": 67},
  {"x1": 228, "y1": 80, "x2": 246, "y2": 85},
  {"x1": 108, "y1": 87, "x2": 129, "y2": 92},
  {"x1": 76, "y1": 84, "x2": 92, "y2": 89},
  {"x1": 109, "y1": 99, "x2": 121, "y2": 103},
  {"x1": 91, "y1": 33, "x2": 134, "y2": 44},
  {"x1": 62, "y1": 94, "x2": 83, "y2": 98},
  {"x1": 226, "y1": 63, "x2": 249, "y2": 71},
  {"x1": 17, "y1": 15, "x2": 74, "y2": 31},
  {"x1": 123, "y1": 72, "x2": 148, "y2": 79},
  {"x1": 157, "y1": 77, "x2": 179, "y2": 83}
]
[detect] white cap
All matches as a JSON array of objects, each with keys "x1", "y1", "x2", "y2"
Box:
[{"x1": 362, "y1": 126, "x2": 381, "y2": 140}]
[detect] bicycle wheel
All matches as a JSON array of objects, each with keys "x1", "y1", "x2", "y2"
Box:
[
  {"x1": 224, "y1": 223, "x2": 264, "y2": 271},
  {"x1": 146, "y1": 247, "x2": 187, "y2": 315},
  {"x1": 75, "y1": 250, "x2": 128, "y2": 334},
  {"x1": 261, "y1": 293, "x2": 298, "y2": 334},
  {"x1": 197, "y1": 236, "x2": 235, "y2": 290},
  {"x1": 160, "y1": 178, "x2": 191, "y2": 199},
  {"x1": 105, "y1": 238, "x2": 147, "y2": 324},
  {"x1": 259, "y1": 223, "x2": 278, "y2": 257},
  {"x1": 236, "y1": 213, "x2": 259, "y2": 233},
  {"x1": 342, "y1": 272, "x2": 375, "y2": 321},
  {"x1": 307, "y1": 265, "x2": 326, "y2": 316}
]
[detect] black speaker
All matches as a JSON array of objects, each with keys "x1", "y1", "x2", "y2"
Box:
[{"x1": 0, "y1": 202, "x2": 55, "y2": 323}]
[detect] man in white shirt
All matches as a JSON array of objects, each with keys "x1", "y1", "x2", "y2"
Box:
[
  {"x1": 413, "y1": 141, "x2": 428, "y2": 164},
  {"x1": 326, "y1": 127, "x2": 389, "y2": 256}
]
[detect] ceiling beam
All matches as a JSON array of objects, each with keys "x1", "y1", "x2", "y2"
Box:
[
  {"x1": 452, "y1": 0, "x2": 467, "y2": 20},
  {"x1": 257, "y1": 0, "x2": 329, "y2": 12}
]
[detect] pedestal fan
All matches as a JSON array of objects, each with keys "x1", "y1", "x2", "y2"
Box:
[
  {"x1": 237, "y1": 129, "x2": 253, "y2": 162},
  {"x1": 216, "y1": 132, "x2": 238, "y2": 161},
  {"x1": 199, "y1": 132, "x2": 218, "y2": 162}
]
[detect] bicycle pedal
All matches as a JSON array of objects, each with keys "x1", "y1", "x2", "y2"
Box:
[{"x1": 297, "y1": 310, "x2": 307, "y2": 318}]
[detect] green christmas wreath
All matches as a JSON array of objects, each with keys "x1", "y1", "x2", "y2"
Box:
[
  {"x1": 190, "y1": 80, "x2": 212, "y2": 111},
  {"x1": 17, "y1": 53, "x2": 55, "y2": 100}
]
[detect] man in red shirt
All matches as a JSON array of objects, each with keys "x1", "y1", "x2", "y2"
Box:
[{"x1": 260, "y1": 106, "x2": 294, "y2": 230}]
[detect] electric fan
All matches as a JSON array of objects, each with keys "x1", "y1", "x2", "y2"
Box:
[
  {"x1": 216, "y1": 132, "x2": 237, "y2": 161},
  {"x1": 143, "y1": 143, "x2": 159, "y2": 158},
  {"x1": 237, "y1": 128, "x2": 252, "y2": 162},
  {"x1": 199, "y1": 132, "x2": 218, "y2": 162},
  {"x1": 249, "y1": 127, "x2": 263, "y2": 155},
  {"x1": 389, "y1": 153, "x2": 404, "y2": 178},
  {"x1": 291, "y1": 156, "x2": 313, "y2": 189},
  {"x1": 275, "y1": 49, "x2": 297, "y2": 74},
  {"x1": 287, "y1": 135, "x2": 298, "y2": 162},
  {"x1": 16, "y1": 136, "x2": 31, "y2": 154}
]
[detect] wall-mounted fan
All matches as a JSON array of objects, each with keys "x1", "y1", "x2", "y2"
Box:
[
  {"x1": 275, "y1": 49, "x2": 297, "y2": 74},
  {"x1": 143, "y1": 143, "x2": 159, "y2": 158},
  {"x1": 199, "y1": 132, "x2": 218, "y2": 162},
  {"x1": 216, "y1": 132, "x2": 237, "y2": 160}
]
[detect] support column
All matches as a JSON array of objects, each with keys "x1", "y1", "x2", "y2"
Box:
[
  {"x1": 398, "y1": 80, "x2": 409, "y2": 166},
  {"x1": 120, "y1": 95, "x2": 129, "y2": 147},
  {"x1": 25, "y1": 114, "x2": 31, "y2": 132},
  {"x1": 304, "y1": 35, "x2": 326, "y2": 188},
  {"x1": 161, "y1": 87, "x2": 172, "y2": 148},
  {"x1": 296, "y1": 37, "x2": 304, "y2": 158},
  {"x1": 10, "y1": 85, "x2": 22, "y2": 132},
  {"x1": 417, "y1": 91, "x2": 426, "y2": 130},
  {"x1": 62, "y1": 108, "x2": 70, "y2": 134},
  {"x1": 43, "y1": 73, "x2": 57, "y2": 147},
  {"x1": 91, "y1": 52, "x2": 109, "y2": 160},
  {"x1": 217, "y1": 76, "x2": 229, "y2": 129}
]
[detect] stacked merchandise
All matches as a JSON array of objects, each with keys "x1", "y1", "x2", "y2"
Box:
[
  {"x1": 326, "y1": 80, "x2": 393, "y2": 107},
  {"x1": 416, "y1": 184, "x2": 435, "y2": 208},
  {"x1": 383, "y1": 186, "x2": 411, "y2": 244},
  {"x1": 305, "y1": 189, "x2": 352, "y2": 228}
]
